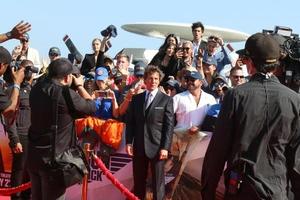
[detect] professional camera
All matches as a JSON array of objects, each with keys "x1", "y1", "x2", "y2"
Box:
[
  {"x1": 263, "y1": 26, "x2": 300, "y2": 92},
  {"x1": 3, "y1": 60, "x2": 39, "y2": 84},
  {"x1": 101, "y1": 25, "x2": 117, "y2": 38}
]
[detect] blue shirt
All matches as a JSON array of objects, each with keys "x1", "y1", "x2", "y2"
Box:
[{"x1": 94, "y1": 97, "x2": 113, "y2": 120}]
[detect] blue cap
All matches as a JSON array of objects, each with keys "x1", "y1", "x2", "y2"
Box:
[
  {"x1": 166, "y1": 79, "x2": 179, "y2": 88},
  {"x1": 134, "y1": 61, "x2": 146, "y2": 76},
  {"x1": 95, "y1": 67, "x2": 109, "y2": 81},
  {"x1": 203, "y1": 54, "x2": 217, "y2": 66},
  {"x1": 185, "y1": 70, "x2": 204, "y2": 80}
]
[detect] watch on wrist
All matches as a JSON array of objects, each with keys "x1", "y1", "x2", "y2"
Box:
[{"x1": 5, "y1": 32, "x2": 12, "y2": 39}]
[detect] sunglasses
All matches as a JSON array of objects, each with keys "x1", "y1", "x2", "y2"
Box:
[
  {"x1": 185, "y1": 77, "x2": 196, "y2": 82},
  {"x1": 213, "y1": 82, "x2": 226, "y2": 88},
  {"x1": 233, "y1": 75, "x2": 245, "y2": 79},
  {"x1": 165, "y1": 86, "x2": 175, "y2": 90},
  {"x1": 182, "y1": 47, "x2": 190, "y2": 51},
  {"x1": 49, "y1": 53, "x2": 58, "y2": 57}
]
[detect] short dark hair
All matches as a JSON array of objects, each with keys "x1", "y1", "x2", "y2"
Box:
[
  {"x1": 20, "y1": 59, "x2": 34, "y2": 68},
  {"x1": 0, "y1": 46, "x2": 12, "y2": 64},
  {"x1": 144, "y1": 65, "x2": 164, "y2": 81},
  {"x1": 48, "y1": 58, "x2": 74, "y2": 78},
  {"x1": 192, "y1": 21, "x2": 205, "y2": 32}
]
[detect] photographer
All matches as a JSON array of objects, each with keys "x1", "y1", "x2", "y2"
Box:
[
  {"x1": 27, "y1": 58, "x2": 96, "y2": 200},
  {"x1": 6, "y1": 59, "x2": 34, "y2": 200},
  {"x1": 0, "y1": 46, "x2": 25, "y2": 118},
  {"x1": 201, "y1": 33, "x2": 300, "y2": 200}
]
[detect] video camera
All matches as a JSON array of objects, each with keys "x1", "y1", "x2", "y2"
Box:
[{"x1": 263, "y1": 26, "x2": 300, "y2": 92}]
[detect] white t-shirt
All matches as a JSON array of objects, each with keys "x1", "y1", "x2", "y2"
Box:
[{"x1": 173, "y1": 90, "x2": 216, "y2": 129}]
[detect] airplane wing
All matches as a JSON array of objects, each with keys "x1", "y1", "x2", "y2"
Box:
[{"x1": 122, "y1": 22, "x2": 249, "y2": 43}]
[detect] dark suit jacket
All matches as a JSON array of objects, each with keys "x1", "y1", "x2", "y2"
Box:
[
  {"x1": 80, "y1": 52, "x2": 105, "y2": 76},
  {"x1": 126, "y1": 90, "x2": 174, "y2": 159}
]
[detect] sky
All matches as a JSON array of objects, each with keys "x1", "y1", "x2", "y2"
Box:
[{"x1": 1, "y1": 0, "x2": 299, "y2": 62}]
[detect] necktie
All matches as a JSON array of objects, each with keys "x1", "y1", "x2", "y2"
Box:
[{"x1": 145, "y1": 92, "x2": 153, "y2": 109}]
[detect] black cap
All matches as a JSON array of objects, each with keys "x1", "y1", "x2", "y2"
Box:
[
  {"x1": 48, "y1": 58, "x2": 78, "y2": 78},
  {"x1": 237, "y1": 33, "x2": 280, "y2": 64},
  {"x1": 85, "y1": 72, "x2": 95, "y2": 80},
  {"x1": 0, "y1": 46, "x2": 12, "y2": 64},
  {"x1": 49, "y1": 47, "x2": 61, "y2": 56},
  {"x1": 101, "y1": 25, "x2": 117, "y2": 38}
]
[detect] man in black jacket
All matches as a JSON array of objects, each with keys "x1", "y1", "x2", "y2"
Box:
[
  {"x1": 201, "y1": 33, "x2": 300, "y2": 200},
  {"x1": 7, "y1": 60, "x2": 34, "y2": 200},
  {"x1": 0, "y1": 46, "x2": 25, "y2": 117},
  {"x1": 27, "y1": 58, "x2": 96, "y2": 200},
  {"x1": 126, "y1": 65, "x2": 174, "y2": 200}
]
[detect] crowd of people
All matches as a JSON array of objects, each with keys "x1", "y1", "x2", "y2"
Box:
[{"x1": 0, "y1": 20, "x2": 299, "y2": 200}]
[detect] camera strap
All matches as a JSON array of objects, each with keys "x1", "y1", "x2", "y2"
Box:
[{"x1": 50, "y1": 86, "x2": 61, "y2": 161}]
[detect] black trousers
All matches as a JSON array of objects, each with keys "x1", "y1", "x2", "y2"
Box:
[
  {"x1": 132, "y1": 154, "x2": 165, "y2": 200},
  {"x1": 11, "y1": 135, "x2": 31, "y2": 200}
]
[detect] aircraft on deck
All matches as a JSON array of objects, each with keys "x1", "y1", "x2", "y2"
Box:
[{"x1": 122, "y1": 22, "x2": 249, "y2": 42}]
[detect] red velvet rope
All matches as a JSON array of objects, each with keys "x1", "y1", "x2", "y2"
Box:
[
  {"x1": 0, "y1": 182, "x2": 31, "y2": 196},
  {"x1": 0, "y1": 155, "x2": 138, "y2": 200},
  {"x1": 92, "y1": 153, "x2": 139, "y2": 200}
]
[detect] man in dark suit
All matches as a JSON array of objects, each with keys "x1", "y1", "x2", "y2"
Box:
[{"x1": 126, "y1": 65, "x2": 174, "y2": 200}]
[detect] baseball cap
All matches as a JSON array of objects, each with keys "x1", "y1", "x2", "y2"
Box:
[
  {"x1": 212, "y1": 76, "x2": 229, "y2": 91},
  {"x1": 214, "y1": 75, "x2": 227, "y2": 83},
  {"x1": 48, "y1": 58, "x2": 78, "y2": 78},
  {"x1": 85, "y1": 72, "x2": 95, "y2": 80},
  {"x1": 202, "y1": 54, "x2": 218, "y2": 66},
  {"x1": 49, "y1": 47, "x2": 61, "y2": 56},
  {"x1": 23, "y1": 33, "x2": 30, "y2": 41},
  {"x1": 166, "y1": 79, "x2": 179, "y2": 88},
  {"x1": 134, "y1": 61, "x2": 146, "y2": 76},
  {"x1": 236, "y1": 33, "x2": 280, "y2": 64},
  {"x1": 101, "y1": 25, "x2": 118, "y2": 38},
  {"x1": 185, "y1": 70, "x2": 204, "y2": 80},
  {"x1": 0, "y1": 46, "x2": 12, "y2": 64},
  {"x1": 95, "y1": 67, "x2": 109, "y2": 81}
]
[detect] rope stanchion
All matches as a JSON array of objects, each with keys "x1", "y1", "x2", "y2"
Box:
[
  {"x1": 92, "y1": 153, "x2": 139, "y2": 200},
  {"x1": 0, "y1": 182, "x2": 31, "y2": 196},
  {"x1": 82, "y1": 143, "x2": 91, "y2": 200}
]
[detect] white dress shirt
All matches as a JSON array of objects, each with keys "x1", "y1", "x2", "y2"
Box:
[
  {"x1": 145, "y1": 88, "x2": 159, "y2": 108},
  {"x1": 173, "y1": 90, "x2": 216, "y2": 129}
]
